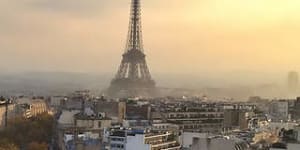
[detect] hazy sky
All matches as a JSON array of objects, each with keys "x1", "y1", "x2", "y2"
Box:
[{"x1": 1, "y1": 0, "x2": 300, "y2": 76}]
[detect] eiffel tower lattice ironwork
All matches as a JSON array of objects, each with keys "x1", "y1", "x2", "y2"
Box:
[{"x1": 108, "y1": 0, "x2": 155, "y2": 97}]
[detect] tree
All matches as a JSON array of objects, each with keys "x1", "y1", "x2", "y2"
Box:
[
  {"x1": 0, "y1": 113, "x2": 54, "y2": 149},
  {"x1": 27, "y1": 142, "x2": 48, "y2": 150},
  {"x1": 0, "y1": 140, "x2": 18, "y2": 150}
]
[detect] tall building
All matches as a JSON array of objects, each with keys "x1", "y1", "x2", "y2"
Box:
[
  {"x1": 108, "y1": 0, "x2": 156, "y2": 98},
  {"x1": 288, "y1": 71, "x2": 299, "y2": 92},
  {"x1": 292, "y1": 97, "x2": 300, "y2": 120},
  {"x1": 269, "y1": 100, "x2": 289, "y2": 121}
]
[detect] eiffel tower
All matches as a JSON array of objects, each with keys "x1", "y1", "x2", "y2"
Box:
[{"x1": 108, "y1": 0, "x2": 156, "y2": 97}]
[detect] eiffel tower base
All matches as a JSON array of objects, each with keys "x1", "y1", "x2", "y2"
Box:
[{"x1": 107, "y1": 78, "x2": 156, "y2": 98}]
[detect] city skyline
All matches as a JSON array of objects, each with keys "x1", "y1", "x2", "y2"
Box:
[
  {"x1": 1, "y1": 0, "x2": 300, "y2": 75},
  {"x1": 2, "y1": 1, "x2": 300, "y2": 150}
]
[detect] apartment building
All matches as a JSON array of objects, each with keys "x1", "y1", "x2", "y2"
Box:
[{"x1": 108, "y1": 129, "x2": 181, "y2": 150}]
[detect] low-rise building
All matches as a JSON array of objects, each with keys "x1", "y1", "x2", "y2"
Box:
[
  {"x1": 224, "y1": 109, "x2": 248, "y2": 130},
  {"x1": 270, "y1": 143, "x2": 287, "y2": 150},
  {"x1": 74, "y1": 111, "x2": 111, "y2": 130},
  {"x1": 191, "y1": 136, "x2": 249, "y2": 150},
  {"x1": 50, "y1": 96, "x2": 65, "y2": 108},
  {"x1": 16, "y1": 98, "x2": 48, "y2": 118},
  {"x1": 287, "y1": 143, "x2": 300, "y2": 150},
  {"x1": 58, "y1": 109, "x2": 112, "y2": 150},
  {"x1": 180, "y1": 132, "x2": 209, "y2": 149},
  {"x1": 0, "y1": 103, "x2": 15, "y2": 128},
  {"x1": 108, "y1": 129, "x2": 181, "y2": 150},
  {"x1": 163, "y1": 103, "x2": 224, "y2": 133},
  {"x1": 94, "y1": 101, "x2": 126, "y2": 124},
  {"x1": 30, "y1": 100, "x2": 48, "y2": 116}
]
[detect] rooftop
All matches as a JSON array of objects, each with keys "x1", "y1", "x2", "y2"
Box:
[{"x1": 74, "y1": 113, "x2": 111, "y2": 120}]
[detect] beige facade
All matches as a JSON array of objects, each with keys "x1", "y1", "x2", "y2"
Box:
[
  {"x1": 224, "y1": 110, "x2": 248, "y2": 130},
  {"x1": 30, "y1": 100, "x2": 48, "y2": 117},
  {"x1": 75, "y1": 118, "x2": 111, "y2": 130},
  {"x1": 109, "y1": 129, "x2": 181, "y2": 150},
  {"x1": 0, "y1": 104, "x2": 15, "y2": 128},
  {"x1": 191, "y1": 137, "x2": 241, "y2": 150},
  {"x1": 95, "y1": 101, "x2": 126, "y2": 123},
  {"x1": 118, "y1": 102, "x2": 126, "y2": 122},
  {"x1": 15, "y1": 98, "x2": 48, "y2": 118},
  {"x1": 165, "y1": 109, "x2": 224, "y2": 133}
]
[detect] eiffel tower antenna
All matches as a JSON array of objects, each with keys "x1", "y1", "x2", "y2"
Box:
[{"x1": 108, "y1": 0, "x2": 156, "y2": 97}]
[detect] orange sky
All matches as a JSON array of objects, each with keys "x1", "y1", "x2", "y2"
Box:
[{"x1": 0, "y1": 0, "x2": 300, "y2": 76}]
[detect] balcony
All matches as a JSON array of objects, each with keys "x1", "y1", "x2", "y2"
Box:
[
  {"x1": 145, "y1": 132, "x2": 171, "y2": 139},
  {"x1": 150, "y1": 141, "x2": 181, "y2": 150}
]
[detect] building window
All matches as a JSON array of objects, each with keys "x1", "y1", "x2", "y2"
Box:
[{"x1": 98, "y1": 121, "x2": 101, "y2": 128}]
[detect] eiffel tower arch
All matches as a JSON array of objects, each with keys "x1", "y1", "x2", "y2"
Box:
[{"x1": 107, "y1": 0, "x2": 156, "y2": 97}]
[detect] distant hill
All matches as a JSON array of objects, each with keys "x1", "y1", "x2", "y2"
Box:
[{"x1": 0, "y1": 72, "x2": 111, "y2": 96}]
